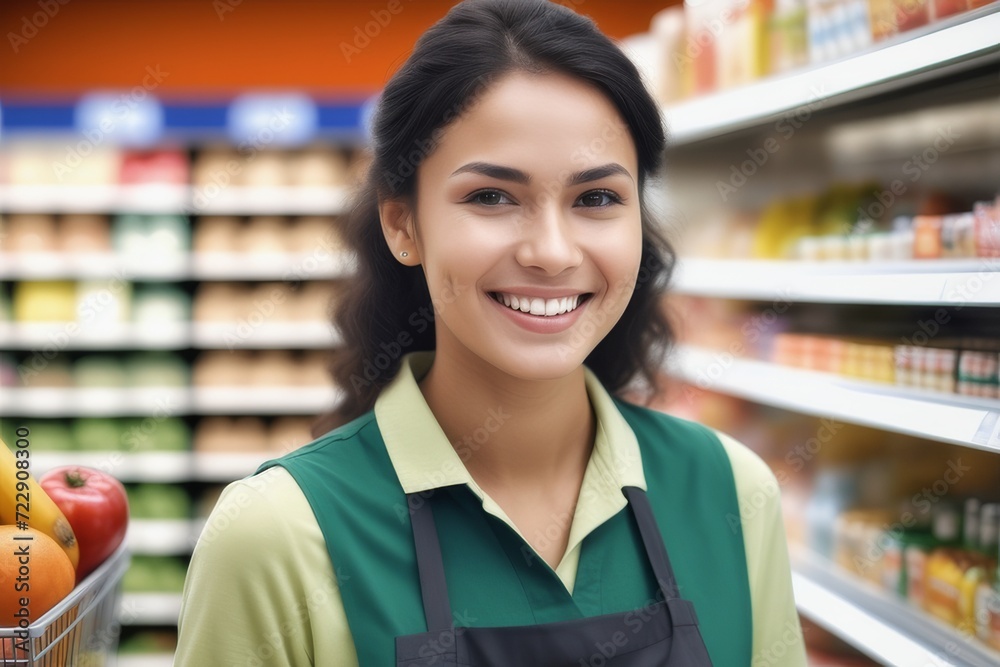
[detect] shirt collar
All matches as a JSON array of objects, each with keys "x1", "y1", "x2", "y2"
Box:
[{"x1": 373, "y1": 351, "x2": 646, "y2": 500}]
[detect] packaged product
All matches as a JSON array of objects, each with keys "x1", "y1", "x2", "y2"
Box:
[
  {"x1": 768, "y1": 0, "x2": 809, "y2": 73},
  {"x1": 931, "y1": 0, "x2": 969, "y2": 21},
  {"x1": 973, "y1": 200, "x2": 1000, "y2": 257},
  {"x1": 868, "y1": 0, "x2": 900, "y2": 40},
  {"x1": 913, "y1": 215, "x2": 943, "y2": 259},
  {"x1": 893, "y1": 0, "x2": 930, "y2": 33},
  {"x1": 835, "y1": 508, "x2": 894, "y2": 583},
  {"x1": 974, "y1": 503, "x2": 1000, "y2": 649},
  {"x1": 717, "y1": 0, "x2": 771, "y2": 89},
  {"x1": 924, "y1": 500, "x2": 981, "y2": 626},
  {"x1": 882, "y1": 529, "x2": 936, "y2": 597},
  {"x1": 684, "y1": 0, "x2": 724, "y2": 95}
]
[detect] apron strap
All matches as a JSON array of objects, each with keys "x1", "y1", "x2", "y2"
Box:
[
  {"x1": 622, "y1": 486, "x2": 680, "y2": 601},
  {"x1": 407, "y1": 491, "x2": 455, "y2": 632}
]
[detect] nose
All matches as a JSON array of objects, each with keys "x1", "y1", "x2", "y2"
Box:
[{"x1": 514, "y1": 198, "x2": 583, "y2": 276}]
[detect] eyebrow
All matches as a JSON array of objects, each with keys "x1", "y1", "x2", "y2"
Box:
[{"x1": 450, "y1": 162, "x2": 634, "y2": 185}]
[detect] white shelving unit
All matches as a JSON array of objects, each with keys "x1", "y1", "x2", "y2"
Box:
[
  {"x1": 32, "y1": 451, "x2": 284, "y2": 482},
  {"x1": 127, "y1": 520, "x2": 199, "y2": 555},
  {"x1": 792, "y1": 547, "x2": 1000, "y2": 667},
  {"x1": 0, "y1": 321, "x2": 340, "y2": 349},
  {"x1": 190, "y1": 250, "x2": 355, "y2": 280},
  {"x1": 0, "y1": 250, "x2": 356, "y2": 280},
  {"x1": 663, "y1": 4, "x2": 1000, "y2": 143},
  {"x1": 0, "y1": 184, "x2": 189, "y2": 214},
  {"x1": 192, "y1": 321, "x2": 341, "y2": 348},
  {"x1": 667, "y1": 345, "x2": 1000, "y2": 453},
  {"x1": 0, "y1": 386, "x2": 338, "y2": 416},
  {"x1": 120, "y1": 593, "x2": 183, "y2": 626},
  {"x1": 661, "y1": 7, "x2": 1000, "y2": 664},
  {"x1": 118, "y1": 655, "x2": 175, "y2": 667},
  {"x1": 672, "y1": 258, "x2": 1000, "y2": 306},
  {"x1": 0, "y1": 183, "x2": 350, "y2": 215}
]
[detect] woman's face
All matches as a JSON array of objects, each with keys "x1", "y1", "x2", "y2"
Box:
[{"x1": 402, "y1": 71, "x2": 643, "y2": 381}]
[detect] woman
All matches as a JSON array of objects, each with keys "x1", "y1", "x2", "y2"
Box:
[{"x1": 175, "y1": 1, "x2": 806, "y2": 665}]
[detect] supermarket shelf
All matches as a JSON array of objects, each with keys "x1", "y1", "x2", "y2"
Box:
[
  {"x1": 666, "y1": 346, "x2": 1000, "y2": 453},
  {"x1": 191, "y1": 451, "x2": 277, "y2": 479},
  {"x1": 32, "y1": 452, "x2": 193, "y2": 482},
  {"x1": 792, "y1": 546, "x2": 1000, "y2": 667},
  {"x1": 190, "y1": 250, "x2": 356, "y2": 280},
  {"x1": 32, "y1": 451, "x2": 283, "y2": 481},
  {"x1": 0, "y1": 251, "x2": 354, "y2": 280},
  {"x1": 118, "y1": 655, "x2": 175, "y2": 667},
  {"x1": 0, "y1": 386, "x2": 338, "y2": 416},
  {"x1": 0, "y1": 184, "x2": 188, "y2": 213},
  {"x1": 0, "y1": 387, "x2": 190, "y2": 417},
  {"x1": 0, "y1": 322, "x2": 189, "y2": 349},
  {"x1": 0, "y1": 252, "x2": 187, "y2": 280},
  {"x1": 127, "y1": 520, "x2": 197, "y2": 555},
  {"x1": 192, "y1": 386, "x2": 340, "y2": 414},
  {"x1": 663, "y1": 5, "x2": 1000, "y2": 143},
  {"x1": 0, "y1": 183, "x2": 351, "y2": 215},
  {"x1": 672, "y1": 258, "x2": 1000, "y2": 306},
  {"x1": 192, "y1": 321, "x2": 341, "y2": 348},
  {"x1": 188, "y1": 185, "x2": 350, "y2": 215},
  {"x1": 120, "y1": 593, "x2": 182, "y2": 626}
]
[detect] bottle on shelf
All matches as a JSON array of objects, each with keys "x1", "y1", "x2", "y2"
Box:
[{"x1": 974, "y1": 503, "x2": 1000, "y2": 648}]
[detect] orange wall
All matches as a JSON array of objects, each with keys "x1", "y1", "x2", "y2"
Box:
[{"x1": 0, "y1": 0, "x2": 676, "y2": 96}]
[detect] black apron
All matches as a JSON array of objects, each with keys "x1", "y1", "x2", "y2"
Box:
[{"x1": 396, "y1": 485, "x2": 715, "y2": 666}]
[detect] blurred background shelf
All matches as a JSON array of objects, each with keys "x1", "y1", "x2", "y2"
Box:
[
  {"x1": 0, "y1": 251, "x2": 355, "y2": 280},
  {"x1": 0, "y1": 388, "x2": 191, "y2": 417},
  {"x1": 0, "y1": 184, "x2": 189, "y2": 213},
  {"x1": 127, "y1": 520, "x2": 198, "y2": 555},
  {"x1": 666, "y1": 345, "x2": 1000, "y2": 452},
  {"x1": 0, "y1": 252, "x2": 188, "y2": 280},
  {"x1": 188, "y1": 185, "x2": 350, "y2": 215},
  {"x1": 191, "y1": 322, "x2": 341, "y2": 349},
  {"x1": 792, "y1": 546, "x2": 1000, "y2": 667},
  {"x1": 672, "y1": 259, "x2": 1000, "y2": 305},
  {"x1": 190, "y1": 251, "x2": 355, "y2": 280},
  {"x1": 191, "y1": 387, "x2": 340, "y2": 414},
  {"x1": 0, "y1": 387, "x2": 339, "y2": 416},
  {"x1": 662, "y1": 4, "x2": 1000, "y2": 143},
  {"x1": 0, "y1": 322, "x2": 190, "y2": 349},
  {"x1": 117, "y1": 655, "x2": 175, "y2": 667},
  {"x1": 120, "y1": 593, "x2": 183, "y2": 626},
  {"x1": 32, "y1": 452, "x2": 283, "y2": 482}
]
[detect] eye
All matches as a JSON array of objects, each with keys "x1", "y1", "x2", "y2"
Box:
[
  {"x1": 576, "y1": 190, "x2": 623, "y2": 208},
  {"x1": 465, "y1": 189, "x2": 514, "y2": 206}
]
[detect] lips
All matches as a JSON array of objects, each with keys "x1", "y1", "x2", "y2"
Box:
[{"x1": 488, "y1": 291, "x2": 592, "y2": 317}]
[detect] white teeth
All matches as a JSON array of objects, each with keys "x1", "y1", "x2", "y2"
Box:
[{"x1": 493, "y1": 292, "x2": 585, "y2": 317}]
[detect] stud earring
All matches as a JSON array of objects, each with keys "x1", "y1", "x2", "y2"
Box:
[{"x1": 400, "y1": 251, "x2": 409, "y2": 258}]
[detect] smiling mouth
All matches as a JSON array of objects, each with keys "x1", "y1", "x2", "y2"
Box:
[{"x1": 488, "y1": 291, "x2": 593, "y2": 317}]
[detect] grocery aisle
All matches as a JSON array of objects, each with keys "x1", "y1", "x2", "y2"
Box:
[{"x1": 1, "y1": 1, "x2": 998, "y2": 665}]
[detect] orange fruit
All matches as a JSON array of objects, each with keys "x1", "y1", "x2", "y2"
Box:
[{"x1": 0, "y1": 525, "x2": 75, "y2": 625}]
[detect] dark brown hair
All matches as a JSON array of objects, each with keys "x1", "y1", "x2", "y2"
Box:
[{"x1": 313, "y1": 0, "x2": 674, "y2": 435}]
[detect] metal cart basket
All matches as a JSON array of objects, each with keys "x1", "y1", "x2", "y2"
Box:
[{"x1": 0, "y1": 543, "x2": 130, "y2": 666}]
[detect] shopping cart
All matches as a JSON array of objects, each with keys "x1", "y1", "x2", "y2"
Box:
[{"x1": 0, "y1": 543, "x2": 130, "y2": 666}]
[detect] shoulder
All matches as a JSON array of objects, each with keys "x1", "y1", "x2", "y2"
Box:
[
  {"x1": 191, "y1": 465, "x2": 323, "y2": 564},
  {"x1": 257, "y1": 410, "x2": 382, "y2": 480}
]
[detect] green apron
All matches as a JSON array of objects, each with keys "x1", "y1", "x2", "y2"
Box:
[{"x1": 256, "y1": 398, "x2": 753, "y2": 666}]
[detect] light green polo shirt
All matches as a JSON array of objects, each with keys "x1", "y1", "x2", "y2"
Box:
[{"x1": 175, "y1": 352, "x2": 806, "y2": 666}]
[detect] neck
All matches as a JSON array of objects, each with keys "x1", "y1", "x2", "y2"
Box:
[{"x1": 417, "y1": 349, "x2": 595, "y2": 493}]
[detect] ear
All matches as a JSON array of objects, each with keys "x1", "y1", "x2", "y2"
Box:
[{"x1": 378, "y1": 199, "x2": 420, "y2": 265}]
